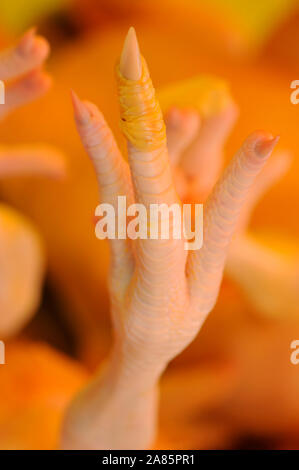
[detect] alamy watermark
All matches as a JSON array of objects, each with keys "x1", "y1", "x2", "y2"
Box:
[
  {"x1": 0, "y1": 341, "x2": 5, "y2": 365},
  {"x1": 290, "y1": 340, "x2": 299, "y2": 365},
  {"x1": 290, "y1": 80, "x2": 299, "y2": 104},
  {"x1": 95, "y1": 196, "x2": 203, "y2": 250},
  {"x1": 0, "y1": 80, "x2": 4, "y2": 104}
]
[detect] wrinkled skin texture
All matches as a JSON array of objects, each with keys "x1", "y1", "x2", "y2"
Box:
[
  {"x1": 164, "y1": 106, "x2": 298, "y2": 320},
  {"x1": 61, "y1": 31, "x2": 278, "y2": 448},
  {"x1": 158, "y1": 106, "x2": 299, "y2": 447},
  {"x1": 163, "y1": 107, "x2": 299, "y2": 443},
  {"x1": 163, "y1": 106, "x2": 299, "y2": 445},
  {"x1": 0, "y1": 17, "x2": 296, "y2": 451},
  {"x1": 0, "y1": 26, "x2": 292, "y2": 448},
  {"x1": 1, "y1": 21, "x2": 297, "y2": 369}
]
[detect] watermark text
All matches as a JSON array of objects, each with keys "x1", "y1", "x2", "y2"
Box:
[
  {"x1": 290, "y1": 340, "x2": 299, "y2": 365},
  {"x1": 95, "y1": 196, "x2": 203, "y2": 251},
  {"x1": 0, "y1": 80, "x2": 4, "y2": 104},
  {"x1": 290, "y1": 80, "x2": 299, "y2": 104},
  {"x1": 0, "y1": 341, "x2": 5, "y2": 365}
]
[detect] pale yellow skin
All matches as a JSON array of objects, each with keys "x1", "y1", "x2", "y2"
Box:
[
  {"x1": 0, "y1": 28, "x2": 51, "y2": 120},
  {"x1": 0, "y1": 27, "x2": 291, "y2": 450},
  {"x1": 61, "y1": 29, "x2": 278, "y2": 450},
  {"x1": 0, "y1": 30, "x2": 65, "y2": 337},
  {"x1": 165, "y1": 105, "x2": 296, "y2": 320}
]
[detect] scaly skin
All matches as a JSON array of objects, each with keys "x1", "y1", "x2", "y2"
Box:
[
  {"x1": 164, "y1": 106, "x2": 299, "y2": 439},
  {"x1": 61, "y1": 28, "x2": 279, "y2": 450},
  {"x1": 165, "y1": 106, "x2": 295, "y2": 319},
  {"x1": 0, "y1": 30, "x2": 65, "y2": 336},
  {"x1": 166, "y1": 104, "x2": 238, "y2": 202}
]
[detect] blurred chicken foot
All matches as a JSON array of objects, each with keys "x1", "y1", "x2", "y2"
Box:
[{"x1": 0, "y1": 144, "x2": 66, "y2": 179}]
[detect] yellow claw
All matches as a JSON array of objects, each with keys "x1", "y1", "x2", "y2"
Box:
[{"x1": 117, "y1": 55, "x2": 166, "y2": 152}]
